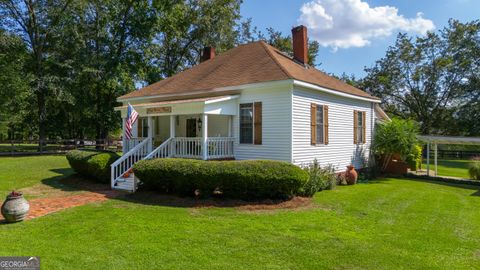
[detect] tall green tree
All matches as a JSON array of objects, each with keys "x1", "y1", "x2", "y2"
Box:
[
  {"x1": 142, "y1": 0, "x2": 243, "y2": 83},
  {"x1": 0, "y1": 30, "x2": 30, "y2": 140},
  {"x1": 58, "y1": 0, "x2": 156, "y2": 141},
  {"x1": 0, "y1": 0, "x2": 73, "y2": 145},
  {"x1": 361, "y1": 20, "x2": 480, "y2": 135}
]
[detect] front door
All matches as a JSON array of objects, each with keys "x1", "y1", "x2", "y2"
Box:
[
  {"x1": 185, "y1": 118, "x2": 200, "y2": 155},
  {"x1": 186, "y1": 118, "x2": 197, "y2": 137}
]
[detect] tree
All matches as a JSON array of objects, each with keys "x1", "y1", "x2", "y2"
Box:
[
  {"x1": 142, "y1": 0, "x2": 242, "y2": 83},
  {"x1": 0, "y1": 0, "x2": 73, "y2": 146},
  {"x1": 237, "y1": 23, "x2": 320, "y2": 66},
  {"x1": 373, "y1": 118, "x2": 420, "y2": 171},
  {"x1": 58, "y1": 0, "x2": 157, "y2": 142},
  {"x1": 361, "y1": 20, "x2": 480, "y2": 135},
  {"x1": 0, "y1": 30, "x2": 30, "y2": 140}
]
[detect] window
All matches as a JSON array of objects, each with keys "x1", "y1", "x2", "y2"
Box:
[
  {"x1": 316, "y1": 105, "x2": 324, "y2": 144},
  {"x1": 354, "y1": 110, "x2": 366, "y2": 144},
  {"x1": 137, "y1": 118, "x2": 149, "y2": 138},
  {"x1": 311, "y1": 103, "x2": 329, "y2": 145},
  {"x1": 240, "y1": 103, "x2": 253, "y2": 144},
  {"x1": 239, "y1": 102, "x2": 262, "y2": 144}
]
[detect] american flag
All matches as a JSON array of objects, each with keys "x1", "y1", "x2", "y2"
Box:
[{"x1": 125, "y1": 103, "x2": 139, "y2": 140}]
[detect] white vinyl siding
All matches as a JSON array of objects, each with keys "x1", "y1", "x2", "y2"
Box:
[
  {"x1": 233, "y1": 86, "x2": 292, "y2": 162},
  {"x1": 292, "y1": 87, "x2": 373, "y2": 170}
]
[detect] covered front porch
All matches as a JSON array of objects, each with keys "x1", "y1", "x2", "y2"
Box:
[{"x1": 118, "y1": 95, "x2": 238, "y2": 160}]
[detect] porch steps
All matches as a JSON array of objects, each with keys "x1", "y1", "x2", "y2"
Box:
[{"x1": 113, "y1": 174, "x2": 137, "y2": 192}]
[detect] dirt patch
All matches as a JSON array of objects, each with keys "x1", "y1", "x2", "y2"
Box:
[
  {"x1": 20, "y1": 183, "x2": 80, "y2": 199},
  {"x1": 19, "y1": 176, "x2": 122, "y2": 200},
  {"x1": 237, "y1": 196, "x2": 314, "y2": 212},
  {"x1": 123, "y1": 191, "x2": 315, "y2": 212}
]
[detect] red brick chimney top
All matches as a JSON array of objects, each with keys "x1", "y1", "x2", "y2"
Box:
[
  {"x1": 201, "y1": 47, "x2": 215, "y2": 62},
  {"x1": 291, "y1": 25, "x2": 308, "y2": 65}
]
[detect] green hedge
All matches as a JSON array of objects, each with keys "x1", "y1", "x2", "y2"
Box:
[
  {"x1": 66, "y1": 149, "x2": 120, "y2": 183},
  {"x1": 134, "y1": 158, "x2": 308, "y2": 200}
]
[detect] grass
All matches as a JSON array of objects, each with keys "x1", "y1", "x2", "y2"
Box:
[
  {"x1": 0, "y1": 155, "x2": 73, "y2": 198},
  {"x1": 422, "y1": 159, "x2": 471, "y2": 178},
  {"x1": 1, "y1": 155, "x2": 480, "y2": 269}
]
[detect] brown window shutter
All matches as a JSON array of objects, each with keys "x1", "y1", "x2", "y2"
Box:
[
  {"x1": 323, "y1": 105, "x2": 329, "y2": 145},
  {"x1": 311, "y1": 103, "x2": 317, "y2": 145},
  {"x1": 137, "y1": 118, "x2": 143, "y2": 137},
  {"x1": 353, "y1": 110, "x2": 358, "y2": 144},
  {"x1": 362, "y1": 111, "x2": 366, "y2": 144},
  {"x1": 254, "y1": 102, "x2": 262, "y2": 145}
]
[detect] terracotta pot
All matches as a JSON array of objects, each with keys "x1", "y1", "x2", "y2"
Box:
[
  {"x1": 345, "y1": 165, "x2": 358, "y2": 185},
  {"x1": 1, "y1": 192, "x2": 30, "y2": 223}
]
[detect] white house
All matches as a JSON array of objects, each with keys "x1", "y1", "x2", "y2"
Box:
[{"x1": 111, "y1": 25, "x2": 387, "y2": 191}]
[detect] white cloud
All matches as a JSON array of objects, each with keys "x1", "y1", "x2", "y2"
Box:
[{"x1": 297, "y1": 0, "x2": 435, "y2": 50}]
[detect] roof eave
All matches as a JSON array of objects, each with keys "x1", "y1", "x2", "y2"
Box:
[
  {"x1": 292, "y1": 80, "x2": 381, "y2": 103},
  {"x1": 117, "y1": 79, "x2": 294, "y2": 103}
]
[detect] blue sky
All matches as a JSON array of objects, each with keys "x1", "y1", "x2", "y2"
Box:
[{"x1": 241, "y1": 0, "x2": 479, "y2": 77}]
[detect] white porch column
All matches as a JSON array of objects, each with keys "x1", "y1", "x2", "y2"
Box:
[
  {"x1": 202, "y1": 114, "x2": 208, "y2": 160},
  {"x1": 169, "y1": 115, "x2": 176, "y2": 157},
  {"x1": 147, "y1": 116, "x2": 154, "y2": 152},
  {"x1": 426, "y1": 143, "x2": 430, "y2": 176},
  {"x1": 122, "y1": 117, "x2": 127, "y2": 154},
  {"x1": 170, "y1": 115, "x2": 176, "y2": 138},
  {"x1": 434, "y1": 143, "x2": 438, "y2": 176},
  {"x1": 228, "y1": 116, "x2": 232, "y2": 137}
]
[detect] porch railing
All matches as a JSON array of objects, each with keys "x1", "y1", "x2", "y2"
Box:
[
  {"x1": 207, "y1": 137, "x2": 235, "y2": 159},
  {"x1": 125, "y1": 137, "x2": 146, "y2": 153},
  {"x1": 144, "y1": 137, "x2": 235, "y2": 160},
  {"x1": 174, "y1": 137, "x2": 203, "y2": 158},
  {"x1": 145, "y1": 137, "x2": 174, "y2": 160},
  {"x1": 110, "y1": 137, "x2": 151, "y2": 188}
]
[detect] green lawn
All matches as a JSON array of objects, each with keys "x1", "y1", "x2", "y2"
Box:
[
  {"x1": 423, "y1": 159, "x2": 471, "y2": 178},
  {"x1": 0, "y1": 155, "x2": 73, "y2": 198},
  {"x1": 1, "y1": 156, "x2": 480, "y2": 269}
]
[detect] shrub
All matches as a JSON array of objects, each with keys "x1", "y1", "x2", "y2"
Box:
[
  {"x1": 299, "y1": 159, "x2": 337, "y2": 196},
  {"x1": 66, "y1": 149, "x2": 120, "y2": 183},
  {"x1": 373, "y1": 118, "x2": 419, "y2": 171},
  {"x1": 468, "y1": 158, "x2": 480, "y2": 180},
  {"x1": 133, "y1": 158, "x2": 308, "y2": 200},
  {"x1": 406, "y1": 144, "x2": 422, "y2": 171}
]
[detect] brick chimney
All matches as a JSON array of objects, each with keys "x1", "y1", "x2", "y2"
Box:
[
  {"x1": 291, "y1": 25, "x2": 308, "y2": 65},
  {"x1": 201, "y1": 47, "x2": 215, "y2": 62}
]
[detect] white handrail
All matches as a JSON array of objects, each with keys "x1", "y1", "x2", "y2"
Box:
[
  {"x1": 124, "y1": 137, "x2": 146, "y2": 152},
  {"x1": 111, "y1": 137, "x2": 151, "y2": 188},
  {"x1": 145, "y1": 137, "x2": 174, "y2": 160}
]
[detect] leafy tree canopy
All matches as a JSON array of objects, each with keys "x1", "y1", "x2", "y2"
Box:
[{"x1": 360, "y1": 20, "x2": 480, "y2": 135}]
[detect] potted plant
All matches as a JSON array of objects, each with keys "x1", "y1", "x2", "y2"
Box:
[
  {"x1": 345, "y1": 165, "x2": 358, "y2": 185},
  {"x1": 1, "y1": 191, "x2": 30, "y2": 223}
]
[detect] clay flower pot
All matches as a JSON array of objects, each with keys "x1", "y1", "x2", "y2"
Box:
[
  {"x1": 1, "y1": 191, "x2": 30, "y2": 223},
  {"x1": 345, "y1": 165, "x2": 358, "y2": 185},
  {"x1": 123, "y1": 168, "x2": 133, "y2": 178}
]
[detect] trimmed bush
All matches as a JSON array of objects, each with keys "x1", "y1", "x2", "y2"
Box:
[
  {"x1": 66, "y1": 149, "x2": 120, "y2": 183},
  {"x1": 133, "y1": 158, "x2": 308, "y2": 200},
  {"x1": 468, "y1": 159, "x2": 480, "y2": 180}
]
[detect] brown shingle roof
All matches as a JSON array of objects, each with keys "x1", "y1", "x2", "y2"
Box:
[{"x1": 119, "y1": 41, "x2": 378, "y2": 100}]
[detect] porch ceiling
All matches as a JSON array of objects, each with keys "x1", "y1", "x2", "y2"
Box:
[{"x1": 114, "y1": 95, "x2": 239, "y2": 116}]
